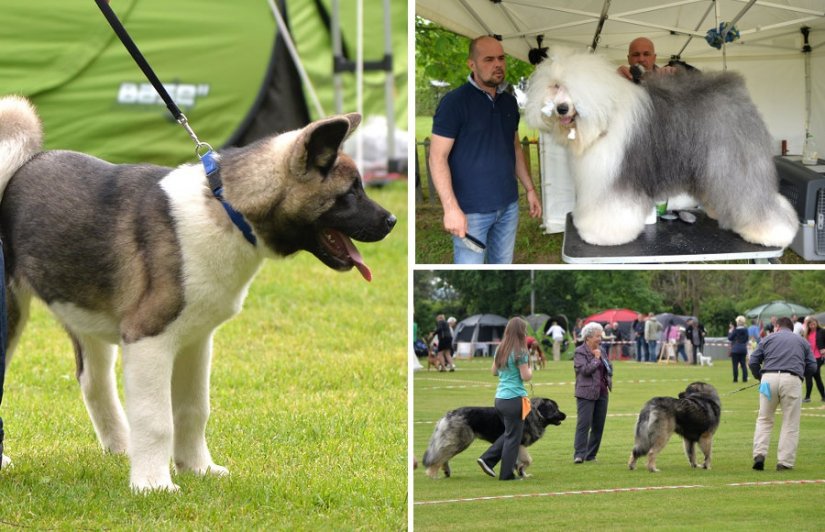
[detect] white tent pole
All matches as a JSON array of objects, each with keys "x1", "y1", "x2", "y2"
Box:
[
  {"x1": 356, "y1": 0, "x2": 364, "y2": 173},
  {"x1": 715, "y1": 0, "x2": 727, "y2": 70},
  {"x1": 382, "y1": 0, "x2": 398, "y2": 173},
  {"x1": 589, "y1": 0, "x2": 611, "y2": 52},
  {"x1": 267, "y1": 0, "x2": 325, "y2": 118},
  {"x1": 676, "y1": 0, "x2": 716, "y2": 59},
  {"x1": 731, "y1": 0, "x2": 824, "y2": 17},
  {"x1": 722, "y1": 0, "x2": 757, "y2": 41},
  {"x1": 332, "y1": 0, "x2": 344, "y2": 115}
]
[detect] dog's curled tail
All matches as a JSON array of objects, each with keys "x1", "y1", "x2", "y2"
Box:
[{"x1": 0, "y1": 95, "x2": 43, "y2": 199}]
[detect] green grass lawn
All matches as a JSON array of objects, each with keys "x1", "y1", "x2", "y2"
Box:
[
  {"x1": 0, "y1": 183, "x2": 407, "y2": 529},
  {"x1": 414, "y1": 115, "x2": 808, "y2": 264},
  {"x1": 413, "y1": 357, "x2": 825, "y2": 530}
]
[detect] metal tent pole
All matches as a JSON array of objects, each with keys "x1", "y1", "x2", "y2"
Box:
[
  {"x1": 332, "y1": 0, "x2": 344, "y2": 115},
  {"x1": 382, "y1": 0, "x2": 399, "y2": 173}
]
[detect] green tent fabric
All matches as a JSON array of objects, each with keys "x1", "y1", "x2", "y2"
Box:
[
  {"x1": 1, "y1": 1, "x2": 295, "y2": 166},
  {"x1": 0, "y1": 0, "x2": 407, "y2": 168}
]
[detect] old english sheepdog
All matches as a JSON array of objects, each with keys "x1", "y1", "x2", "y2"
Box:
[{"x1": 525, "y1": 49, "x2": 798, "y2": 247}]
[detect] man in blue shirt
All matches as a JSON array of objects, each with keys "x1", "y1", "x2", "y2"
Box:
[{"x1": 429, "y1": 35, "x2": 542, "y2": 264}]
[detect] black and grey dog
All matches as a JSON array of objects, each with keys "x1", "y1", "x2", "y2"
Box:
[
  {"x1": 422, "y1": 397, "x2": 566, "y2": 479},
  {"x1": 628, "y1": 382, "x2": 721, "y2": 472}
]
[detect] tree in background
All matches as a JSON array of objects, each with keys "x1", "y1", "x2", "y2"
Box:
[
  {"x1": 414, "y1": 270, "x2": 825, "y2": 338},
  {"x1": 415, "y1": 17, "x2": 534, "y2": 116}
]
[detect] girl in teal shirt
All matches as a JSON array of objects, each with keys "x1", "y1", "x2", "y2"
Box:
[{"x1": 477, "y1": 317, "x2": 532, "y2": 480}]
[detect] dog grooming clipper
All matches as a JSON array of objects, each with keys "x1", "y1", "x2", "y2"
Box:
[{"x1": 461, "y1": 233, "x2": 486, "y2": 254}]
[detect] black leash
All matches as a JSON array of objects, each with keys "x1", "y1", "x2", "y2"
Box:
[
  {"x1": 725, "y1": 382, "x2": 759, "y2": 396},
  {"x1": 94, "y1": 0, "x2": 256, "y2": 246}
]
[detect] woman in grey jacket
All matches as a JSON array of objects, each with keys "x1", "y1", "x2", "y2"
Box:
[{"x1": 573, "y1": 322, "x2": 613, "y2": 463}]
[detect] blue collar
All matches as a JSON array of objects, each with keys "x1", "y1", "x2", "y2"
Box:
[{"x1": 201, "y1": 151, "x2": 257, "y2": 247}]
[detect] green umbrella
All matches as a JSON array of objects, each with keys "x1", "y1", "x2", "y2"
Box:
[{"x1": 744, "y1": 301, "x2": 814, "y2": 322}]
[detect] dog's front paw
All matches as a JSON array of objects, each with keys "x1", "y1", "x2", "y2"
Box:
[
  {"x1": 1, "y1": 454, "x2": 12, "y2": 469},
  {"x1": 176, "y1": 461, "x2": 229, "y2": 477},
  {"x1": 131, "y1": 479, "x2": 181, "y2": 494}
]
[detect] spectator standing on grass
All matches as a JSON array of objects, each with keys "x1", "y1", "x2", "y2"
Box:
[
  {"x1": 685, "y1": 318, "x2": 705, "y2": 365},
  {"x1": 750, "y1": 317, "x2": 816, "y2": 471},
  {"x1": 429, "y1": 35, "x2": 542, "y2": 264},
  {"x1": 546, "y1": 320, "x2": 565, "y2": 362},
  {"x1": 477, "y1": 317, "x2": 532, "y2": 480},
  {"x1": 573, "y1": 318, "x2": 584, "y2": 347},
  {"x1": 573, "y1": 322, "x2": 612, "y2": 464},
  {"x1": 434, "y1": 314, "x2": 455, "y2": 372},
  {"x1": 802, "y1": 316, "x2": 825, "y2": 403},
  {"x1": 644, "y1": 313, "x2": 662, "y2": 362},
  {"x1": 748, "y1": 318, "x2": 761, "y2": 355},
  {"x1": 632, "y1": 313, "x2": 647, "y2": 362},
  {"x1": 792, "y1": 314, "x2": 805, "y2": 336},
  {"x1": 728, "y1": 315, "x2": 750, "y2": 383}
]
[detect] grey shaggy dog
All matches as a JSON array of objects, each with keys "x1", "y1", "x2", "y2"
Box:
[
  {"x1": 422, "y1": 397, "x2": 566, "y2": 479},
  {"x1": 526, "y1": 49, "x2": 798, "y2": 247},
  {"x1": 628, "y1": 382, "x2": 721, "y2": 472}
]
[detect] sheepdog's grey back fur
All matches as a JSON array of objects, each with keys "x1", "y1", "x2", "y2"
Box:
[{"x1": 619, "y1": 71, "x2": 779, "y2": 227}]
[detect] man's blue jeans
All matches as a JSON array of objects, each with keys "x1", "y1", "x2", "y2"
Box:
[{"x1": 452, "y1": 201, "x2": 519, "y2": 264}]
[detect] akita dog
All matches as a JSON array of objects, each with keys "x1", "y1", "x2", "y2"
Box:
[{"x1": 0, "y1": 95, "x2": 395, "y2": 492}]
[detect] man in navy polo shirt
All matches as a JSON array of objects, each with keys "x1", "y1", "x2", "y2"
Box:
[{"x1": 429, "y1": 35, "x2": 541, "y2": 264}]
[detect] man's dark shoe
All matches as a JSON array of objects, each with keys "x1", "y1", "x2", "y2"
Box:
[
  {"x1": 477, "y1": 458, "x2": 496, "y2": 477},
  {"x1": 776, "y1": 463, "x2": 793, "y2": 471},
  {"x1": 752, "y1": 455, "x2": 765, "y2": 471}
]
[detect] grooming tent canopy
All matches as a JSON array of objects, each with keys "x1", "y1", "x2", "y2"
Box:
[{"x1": 416, "y1": 0, "x2": 825, "y2": 154}]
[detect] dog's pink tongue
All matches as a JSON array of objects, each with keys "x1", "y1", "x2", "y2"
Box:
[{"x1": 339, "y1": 232, "x2": 372, "y2": 282}]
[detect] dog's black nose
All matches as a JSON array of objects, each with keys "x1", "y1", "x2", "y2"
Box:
[
  {"x1": 386, "y1": 214, "x2": 397, "y2": 231},
  {"x1": 557, "y1": 103, "x2": 569, "y2": 116}
]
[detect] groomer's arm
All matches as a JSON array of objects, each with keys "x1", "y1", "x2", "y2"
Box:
[
  {"x1": 429, "y1": 134, "x2": 467, "y2": 238},
  {"x1": 514, "y1": 133, "x2": 542, "y2": 218}
]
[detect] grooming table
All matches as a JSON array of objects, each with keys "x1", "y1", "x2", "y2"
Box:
[{"x1": 561, "y1": 210, "x2": 784, "y2": 264}]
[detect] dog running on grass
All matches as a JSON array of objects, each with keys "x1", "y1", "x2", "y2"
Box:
[
  {"x1": 422, "y1": 397, "x2": 566, "y2": 479},
  {"x1": 628, "y1": 382, "x2": 721, "y2": 472},
  {"x1": 0, "y1": 95, "x2": 395, "y2": 492}
]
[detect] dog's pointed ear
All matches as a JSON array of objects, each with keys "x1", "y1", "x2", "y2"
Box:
[{"x1": 290, "y1": 113, "x2": 361, "y2": 179}]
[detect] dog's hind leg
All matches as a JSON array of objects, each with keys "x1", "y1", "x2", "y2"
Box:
[
  {"x1": 646, "y1": 431, "x2": 673, "y2": 472},
  {"x1": 698, "y1": 432, "x2": 713, "y2": 469},
  {"x1": 73, "y1": 333, "x2": 129, "y2": 454},
  {"x1": 683, "y1": 438, "x2": 697, "y2": 468},
  {"x1": 123, "y1": 335, "x2": 178, "y2": 492},
  {"x1": 171, "y1": 334, "x2": 228, "y2": 478}
]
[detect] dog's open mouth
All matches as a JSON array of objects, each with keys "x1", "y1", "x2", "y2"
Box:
[
  {"x1": 559, "y1": 114, "x2": 576, "y2": 127},
  {"x1": 321, "y1": 228, "x2": 372, "y2": 282}
]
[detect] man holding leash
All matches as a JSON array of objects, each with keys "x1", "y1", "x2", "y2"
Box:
[
  {"x1": 429, "y1": 35, "x2": 542, "y2": 264},
  {"x1": 749, "y1": 317, "x2": 817, "y2": 471}
]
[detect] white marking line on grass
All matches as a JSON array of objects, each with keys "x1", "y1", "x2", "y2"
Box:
[
  {"x1": 418, "y1": 378, "x2": 695, "y2": 392},
  {"x1": 728, "y1": 479, "x2": 825, "y2": 487},
  {"x1": 414, "y1": 484, "x2": 704, "y2": 505},
  {"x1": 415, "y1": 479, "x2": 825, "y2": 506}
]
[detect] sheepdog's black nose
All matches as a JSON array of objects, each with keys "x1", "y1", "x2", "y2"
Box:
[
  {"x1": 556, "y1": 103, "x2": 569, "y2": 116},
  {"x1": 386, "y1": 214, "x2": 397, "y2": 231}
]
